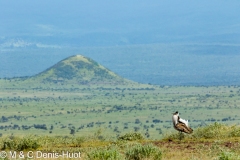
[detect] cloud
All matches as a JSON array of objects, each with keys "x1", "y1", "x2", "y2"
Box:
[
  {"x1": 0, "y1": 39, "x2": 32, "y2": 48},
  {"x1": 0, "y1": 38, "x2": 62, "y2": 49},
  {"x1": 35, "y1": 24, "x2": 55, "y2": 31},
  {"x1": 35, "y1": 43, "x2": 62, "y2": 49}
]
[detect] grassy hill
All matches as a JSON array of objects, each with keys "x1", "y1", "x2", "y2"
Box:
[
  {"x1": 0, "y1": 54, "x2": 138, "y2": 89},
  {"x1": 30, "y1": 55, "x2": 129, "y2": 85}
]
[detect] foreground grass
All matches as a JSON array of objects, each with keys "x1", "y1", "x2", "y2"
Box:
[
  {"x1": 0, "y1": 123, "x2": 240, "y2": 160},
  {"x1": 161, "y1": 122, "x2": 240, "y2": 160}
]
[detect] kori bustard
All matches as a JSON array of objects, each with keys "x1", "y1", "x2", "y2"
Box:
[{"x1": 172, "y1": 111, "x2": 193, "y2": 134}]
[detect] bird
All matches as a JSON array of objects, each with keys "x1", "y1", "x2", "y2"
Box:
[{"x1": 172, "y1": 111, "x2": 193, "y2": 134}]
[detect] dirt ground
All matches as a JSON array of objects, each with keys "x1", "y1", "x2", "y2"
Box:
[{"x1": 152, "y1": 139, "x2": 240, "y2": 160}]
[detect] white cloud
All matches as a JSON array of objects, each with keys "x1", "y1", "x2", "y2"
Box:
[
  {"x1": 0, "y1": 39, "x2": 32, "y2": 48},
  {"x1": 35, "y1": 24, "x2": 55, "y2": 31},
  {"x1": 35, "y1": 43, "x2": 62, "y2": 49},
  {"x1": 0, "y1": 38, "x2": 62, "y2": 49}
]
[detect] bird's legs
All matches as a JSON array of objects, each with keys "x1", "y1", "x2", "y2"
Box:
[{"x1": 179, "y1": 131, "x2": 184, "y2": 140}]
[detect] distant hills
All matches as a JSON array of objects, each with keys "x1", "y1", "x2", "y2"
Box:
[
  {"x1": 29, "y1": 55, "x2": 129, "y2": 85},
  {"x1": 2, "y1": 44, "x2": 240, "y2": 86}
]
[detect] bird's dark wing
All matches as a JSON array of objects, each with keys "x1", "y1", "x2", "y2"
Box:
[{"x1": 175, "y1": 122, "x2": 193, "y2": 134}]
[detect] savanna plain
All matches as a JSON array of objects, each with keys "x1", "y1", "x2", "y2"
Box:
[{"x1": 1, "y1": 78, "x2": 240, "y2": 159}]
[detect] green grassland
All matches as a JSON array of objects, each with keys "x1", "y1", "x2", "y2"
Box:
[
  {"x1": 1, "y1": 55, "x2": 240, "y2": 159},
  {"x1": 1, "y1": 84, "x2": 240, "y2": 160},
  {"x1": 0, "y1": 78, "x2": 240, "y2": 140}
]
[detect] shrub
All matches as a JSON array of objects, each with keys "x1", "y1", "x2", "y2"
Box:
[
  {"x1": 193, "y1": 122, "x2": 240, "y2": 139},
  {"x1": 1, "y1": 135, "x2": 40, "y2": 151},
  {"x1": 87, "y1": 147, "x2": 123, "y2": 160},
  {"x1": 228, "y1": 126, "x2": 240, "y2": 137},
  {"x1": 193, "y1": 122, "x2": 228, "y2": 139},
  {"x1": 118, "y1": 132, "x2": 144, "y2": 141},
  {"x1": 41, "y1": 136, "x2": 85, "y2": 148},
  {"x1": 18, "y1": 136, "x2": 40, "y2": 150},
  {"x1": 125, "y1": 143, "x2": 162, "y2": 160},
  {"x1": 218, "y1": 151, "x2": 240, "y2": 160}
]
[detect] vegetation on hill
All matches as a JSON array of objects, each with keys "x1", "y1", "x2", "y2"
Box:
[{"x1": 29, "y1": 55, "x2": 129, "y2": 85}]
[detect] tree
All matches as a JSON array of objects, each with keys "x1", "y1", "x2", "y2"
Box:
[
  {"x1": 135, "y1": 119, "x2": 141, "y2": 124},
  {"x1": 70, "y1": 127, "x2": 75, "y2": 135}
]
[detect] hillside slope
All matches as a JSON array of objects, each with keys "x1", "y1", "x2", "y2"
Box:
[{"x1": 30, "y1": 55, "x2": 129, "y2": 85}]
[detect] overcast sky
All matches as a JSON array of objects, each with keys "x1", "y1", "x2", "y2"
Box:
[{"x1": 1, "y1": 0, "x2": 240, "y2": 47}]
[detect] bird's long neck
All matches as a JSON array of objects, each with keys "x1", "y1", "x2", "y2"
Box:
[{"x1": 172, "y1": 114, "x2": 179, "y2": 125}]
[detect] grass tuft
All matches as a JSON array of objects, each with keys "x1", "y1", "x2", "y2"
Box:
[
  {"x1": 117, "y1": 132, "x2": 144, "y2": 141},
  {"x1": 164, "y1": 122, "x2": 240, "y2": 141},
  {"x1": 0, "y1": 135, "x2": 40, "y2": 151},
  {"x1": 125, "y1": 143, "x2": 162, "y2": 160},
  {"x1": 87, "y1": 147, "x2": 123, "y2": 160},
  {"x1": 218, "y1": 151, "x2": 240, "y2": 160}
]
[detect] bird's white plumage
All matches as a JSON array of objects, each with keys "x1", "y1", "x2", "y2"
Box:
[
  {"x1": 172, "y1": 112, "x2": 189, "y2": 127},
  {"x1": 179, "y1": 118, "x2": 189, "y2": 127},
  {"x1": 172, "y1": 113, "x2": 179, "y2": 126}
]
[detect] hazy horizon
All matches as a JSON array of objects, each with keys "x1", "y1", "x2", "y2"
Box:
[{"x1": 1, "y1": 1, "x2": 240, "y2": 85}]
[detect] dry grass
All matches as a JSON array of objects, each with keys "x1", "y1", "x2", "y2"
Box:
[
  {"x1": 159, "y1": 123, "x2": 240, "y2": 159},
  {"x1": 1, "y1": 123, "x2": 240, "y2": 160}
]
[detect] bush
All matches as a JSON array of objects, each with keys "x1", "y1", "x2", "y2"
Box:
[
  {"x1": 218, "y1": 151, "x2": 240, "y2": 160},
  {"x1": 1, "y1": 135, "x2": 40, "y2": 151},
  {"x1": 118, "y1": 132, "x2": 144, "y2": 141},
  {"x1": 193, "y1": 122, "x2": 228, "y2": 139},
  {"x1": 125, "y1": 143, "x2": 162, "y2": 160},
  {"x1": 193, "y1": 122, "x2": 240, "y2": 139},
  {"x1": 228, "y1": 126, "x2": 240, "y2": 137},
  {"x1": 87, "y1": 147, "x2": 123, "y2": 160}
]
